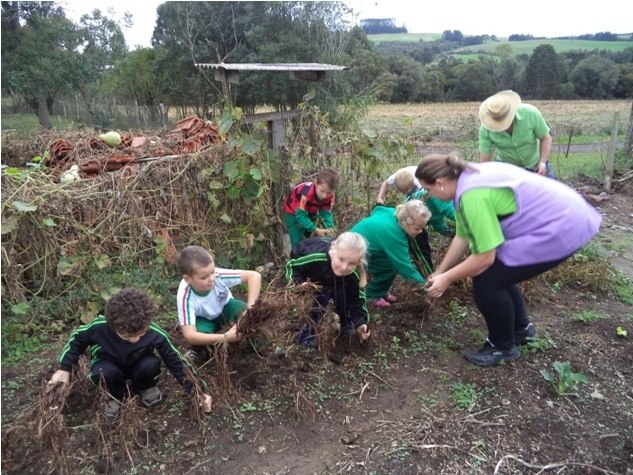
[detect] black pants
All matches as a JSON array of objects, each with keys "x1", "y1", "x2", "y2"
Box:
[
  {"x1": 90, "y1": 354, "x2": 161, "y2": 400},
  {"x1": 472, "y1": 256, "x2": 567, "y2": 350},
  {"x1": 310, "y1": 290, "x2": 354, "y2": 332}
]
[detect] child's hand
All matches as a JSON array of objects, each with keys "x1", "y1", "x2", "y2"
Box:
[
  {"x1": 223, "y1": 326, "x2": 240, "y2": 343},
  {"x1": 356, "y1": 324, "x2": 371, "y2": 341},
  {"x1": 199, "y1": 393, "x2": 213, "y2": 413},
  {"x1": 47, "y1": 369, "x2": 70, "y2": 387}
]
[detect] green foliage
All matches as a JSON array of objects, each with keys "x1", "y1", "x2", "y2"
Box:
[
  {"x1": 612, "y1": 272, "x2": 633, "y2": 304},
  {"x1": 448, "y1": 299, "x2": 469, "y2": 327},
  {"x1": 1, "y1": 260, "x2": 174, "y2": 360},
  {"x1": 570, "y1": 55, "x2": 621, "y2": 98},
  {"x1": 525, "y1": 44, "x2": 563, "y2": 98},
  {"x1": 540, "y1": 361, "x2": 589, "y2": 397},
  {"x1": 571, "y1": 310, "x2": 608, "y2": 323},
  {"x1": 524, "y1": 332, "x2": 557, "y2": 354},
  {"x1": 449, "y1": 382, "x2": 483, "y2": 410}
]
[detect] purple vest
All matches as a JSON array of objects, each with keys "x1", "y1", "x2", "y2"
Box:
[{"x1": 455, "y1": 162, "x2": 602, "y2": 266}]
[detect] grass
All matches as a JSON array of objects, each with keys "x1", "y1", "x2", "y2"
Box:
[
  {"x1": 1, "y1": 112, "x2": 79, "y2": 136},
  {"x1": 571, "y1": 310, "x2": 609, "y2": 323},
  {"x1": 455, "y1": 38, "x2": 633, "y2": 57}
]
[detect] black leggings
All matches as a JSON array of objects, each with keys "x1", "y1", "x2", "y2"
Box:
[{"x1": 472, "y1": 256, "x2": 567, "y2": 350}]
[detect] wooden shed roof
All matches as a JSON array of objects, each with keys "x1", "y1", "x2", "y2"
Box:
[{"x1": 194, "y1": 62, "x2": 349, "y2": 71}]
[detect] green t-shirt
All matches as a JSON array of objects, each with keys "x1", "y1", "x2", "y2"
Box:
[
  {"x1": 456, "y1": 188, "x2": 516, "y2": 254},
  {"x1": 478, "y1": 104, "x2": 550, "y2": 169}
]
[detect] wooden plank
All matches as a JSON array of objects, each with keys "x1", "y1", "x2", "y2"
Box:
[{"x1": 241, "y1": 109, "x2": 301, "y2": 125}]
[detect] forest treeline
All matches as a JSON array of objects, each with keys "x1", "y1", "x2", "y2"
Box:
[{"x1": 2, "y1": 1, "x2": 632, "y2": 130}]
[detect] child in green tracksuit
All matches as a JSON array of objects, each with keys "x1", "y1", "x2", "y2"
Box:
[
  {"x1": 351, "y1": 201, "x2": 431, "y2": 309},
  {"x1": 377, "y1": 166, "x2": 455, "y2": 275}
]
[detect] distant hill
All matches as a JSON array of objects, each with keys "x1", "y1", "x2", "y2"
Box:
[
  {"x1": 367, "y1": 33, "x2": 633, "y2": 57},
  {"x1": 456, "y1": 37, "x2": 633, "y2": 56},
  {"x1": 367, "y1": 32, "x2": 443, "y2": 44}
]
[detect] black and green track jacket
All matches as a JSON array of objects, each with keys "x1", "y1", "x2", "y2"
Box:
[
  {"x1": 57, "y1": 316, "x2": 195, "y2": 394},
  {"x1": 285, "y1": 237, "x2": 368, "y2": 328}
]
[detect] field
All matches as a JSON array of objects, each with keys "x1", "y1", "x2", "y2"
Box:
[
  {"x1": 367, "y1": 32, "x2": 633, "y2": 57},
  {"x1": 455, "y1": 38, "x2": 633, "y2": 56},
  {"x1": 1, "y1": 101, "x2": 633, "y2": 475}
]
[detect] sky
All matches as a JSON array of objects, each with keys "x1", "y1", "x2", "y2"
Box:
[{"x1": 62, "y1": 0, "x2": 632, "y2": 50}]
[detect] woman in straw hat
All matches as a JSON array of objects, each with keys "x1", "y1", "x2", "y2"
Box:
[
  {"x1": 478, "y1": 90, "x2": 555, "y2": 179},
  {"x1": 415, "y1": 153, "x2": 601, "y2": 366}
]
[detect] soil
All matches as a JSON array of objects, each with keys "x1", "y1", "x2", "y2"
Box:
[{"x1": 2, "y1": 182, "x2": 632, "y2": 475}]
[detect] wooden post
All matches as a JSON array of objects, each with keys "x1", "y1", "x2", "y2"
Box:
[
  {"x1": 242, "y1": 110, "x2": 301, "y2": 258},
  {"x1": 268, "y1": 118, "x2": 290, "y2": 258},
  {"x1": 626, "y1": 101, "x2": 633, "y2": 159},
  {"x1": 604, "y1": 112, "x2": 619, "y2": 193}
]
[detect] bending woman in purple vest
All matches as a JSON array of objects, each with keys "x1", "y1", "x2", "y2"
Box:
[{"x1": 415, "y1": 153, "x2": 602, "y2": 367}]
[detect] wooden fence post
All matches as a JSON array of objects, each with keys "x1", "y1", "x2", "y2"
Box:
[{"x1": 604, "y1": 112, "x2": 619, "y2": 193}]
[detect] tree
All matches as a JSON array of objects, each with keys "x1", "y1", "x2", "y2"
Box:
[
  {"x1": 1, "y1": 2, "x2": 80, "y2": 128},
  {"x1": 387, "y1": 54, "x2": 425, "y2": 102},
  {"x1": 613, "y1": 63, "x2": 633, "y2": 99},
  {"x1": 525, "y1": 44, "x2": 563, "y2": 99},
  {"x1": 494, "y1": 57, "x2": 523, "y2": 92},
  {"x1": 450, "y1": 61, "x2": 495, "y2": 101},
  {"x1": 152, "y1": 1, "x2": 363, "y2": 114},
  {"x1": 417, "y1": 68, "x2": 446, "y2": 102},
  {"x1": 70, "y1": 9, "x2": 128, "y2": 126},
  {"x1": 570, "y1": 55, "x2": 621, "y2": 99}
]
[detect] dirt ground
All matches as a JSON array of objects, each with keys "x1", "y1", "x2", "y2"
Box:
[{"x1": 1, "y1": 181, "x2": 632, "y2": 475}]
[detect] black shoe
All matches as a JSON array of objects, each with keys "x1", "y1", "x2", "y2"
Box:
[
  {"x1": 514, "y1": 323, "x2": 538, "y2": 346},
  {"x1": 341, "y1": 324, "x2": 355, "y2": 338},
  {"x1": 296, "y1": 326, "x2": 317, "y2": 349},
  {"x1": 464, "y1": 342, "x2": 520, "y2": 367}
]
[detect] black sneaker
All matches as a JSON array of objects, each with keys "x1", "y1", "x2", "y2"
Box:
[
  {"x1": 296, "y1": 326, "x2": 317, "y2": 349},
  {"x1": 514, "y1": 323, "x2": 538, "y2": 346},
  {"x1": 464, "y1": 342, "x2": 520, "y2": 367}
]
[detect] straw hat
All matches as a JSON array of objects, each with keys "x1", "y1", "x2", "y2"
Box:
[{"x1": 479, "y1": 90, "x2": 521, "y2": 132}]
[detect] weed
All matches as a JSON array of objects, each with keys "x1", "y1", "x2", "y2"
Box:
[
  {"x1": 449, "y1": 382, "x2": 482, "y2": 411},
  {"x1": 403, "y1": 330, "x2": 426, "y2": 354},
  {"x1": 372, "y1": 349, "x2": 389, "y2": 370},
  {"x1": 571, "y1": 310, "x2": 607, "y2": 323},
  {"x1": 448, "y1": 299, "x2": 468, "y2": 327},
  {"x1": 390, "y1": 336, "x2": 402, "y2": 354},
  {"x1": 612, "y1": 272, "x2": 633, "y2": 304},
  {"x1": 417, "y1": 394, "x2": 439, "y2": 406},
  {"x1": 524, "y1": 332, "x2": 557, "y2": 354},
  {"x1": 540, "y1": 361, "x2": 589, "y2": 397},
  {"x1": 231, "y1": 416, "x2": 245, "y2": 442},
  {"x1": 239, "y1": 402, "x2": 257, "y2": 413}
]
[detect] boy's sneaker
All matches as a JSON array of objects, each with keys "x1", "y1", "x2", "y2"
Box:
[
  {"x1": 464, "y1": 342, "x2": 520, "y2": 367},
  {"x1": 103, "y1": 399, "x2": 121, "y2": 418},
  {"x1": 369, "y1": 298, "x2": 391, "y2": 309},
  {"x1": 140, "y1": 386, "x2": 163, "y2": 407},
  {"x1": 515, "y1": 323, "x2": 538, "y2": 346}
]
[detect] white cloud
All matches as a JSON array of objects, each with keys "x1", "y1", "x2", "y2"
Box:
[
  {"x1": 346, "y1": 0, "x2": 632, "y2": 37},
  {"x1": 62, "y1": 0, "x2": 163, "y2": 49}
]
